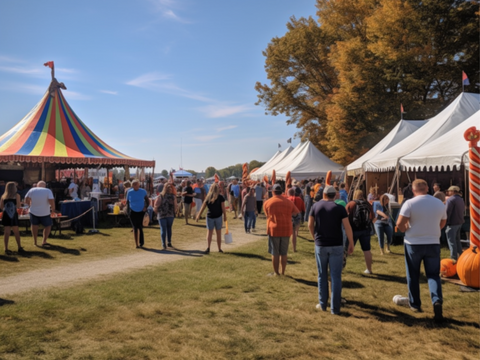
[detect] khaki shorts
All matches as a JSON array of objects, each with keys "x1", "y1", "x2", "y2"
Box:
[
  {"x1": 268, "y1": 236, "x2": 290, "y2": 256},
  {"x1": 184, "y1": 202, "x2": 192, "y2": 218},
  {"x1": 231, "y1": 197, "x2": 239, "y2": 211}
]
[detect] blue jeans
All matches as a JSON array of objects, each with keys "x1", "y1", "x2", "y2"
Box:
[
  {"x1": 404, "y1": 244, "x2": 442, "y2": 310},
  {"x1": 374, "y1": 222, "x2": 393, "y2": 249},
  {"x1": 304, "y1": 196, "x2": 312, "y2": 222},
  {"x1": 244, "y1": 211, "x2": 255, "y2": 231},
  {"x1": 315, "y1": 245, "x2": 344, "y2": 314},
  {"x1": 159, "y1": 217, "x2": 174, "y2": 246},
  {"x1": 445, "y1": 224, "x2": 463, "y2": 260}
]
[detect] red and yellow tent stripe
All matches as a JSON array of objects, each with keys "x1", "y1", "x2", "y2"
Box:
[{"x1": 0, "y1": 86, "x2": 154, "y2": 168}]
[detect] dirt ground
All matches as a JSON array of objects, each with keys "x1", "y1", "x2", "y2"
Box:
[{"x1": 0, "y1": 221, "x2": 267, "y2": 297}]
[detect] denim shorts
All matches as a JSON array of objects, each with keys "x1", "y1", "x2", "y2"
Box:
[
  {"x1": 206, "y1": 216, "x2": 223, "y2": 230},
  {"x1": 30, "y1": 213, "x2": 53, "y2": 227},
  {"x1": 353, "y1": 229, "x2": 371, "y2": 251}
]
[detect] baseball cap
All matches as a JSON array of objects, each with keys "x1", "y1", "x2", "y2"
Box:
[
  {"x1": 447, "y1": 186, "x2": 460, "y2": 192},
  {"x1": 272, "y1": 184, "x2": 282, "y2": 192},
  {"x1": 323, "y1": 185, "x2": 336, "y2": 195}
]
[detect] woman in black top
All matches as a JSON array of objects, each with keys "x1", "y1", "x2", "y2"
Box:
[
  {"x1": 196, "y1": 183, "x2": 227, "y2": 254},
  {"x1": 0, "y1": 182, "x2": 24, "y2": 254}
]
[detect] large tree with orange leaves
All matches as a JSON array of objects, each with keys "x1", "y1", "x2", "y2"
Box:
[{"x1": 255, "y1": 0, "x2": 479, "y2": 164}]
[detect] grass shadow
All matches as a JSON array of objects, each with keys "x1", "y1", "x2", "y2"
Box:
[
  {"x1": 346, "y1": 299, "x2": 480, "y2": 329},
  {"x1": 40, "y1": 244, "x2": 81, "y2": 256},
  {"x1": 342, "y1": 280, "x2": 365, "y2": 289},
  {"x1": 15, "y1": 250, "x2": 55, "y2": 259},
  {"x1": 0, "y1": 254, "x2": 20, "y2": 262},
  {"x1": 141, "y1": 247, "x2": 203, "y2": 257},
  {"x1": 291, "y1": 277, "x2": 317, "y2": 287},
  {"x1": 226, "y1": 252, "x2": 270, "y2": 261},
  {"x1": 0, "y1": 298, "x2": 15, "y2": 306}
]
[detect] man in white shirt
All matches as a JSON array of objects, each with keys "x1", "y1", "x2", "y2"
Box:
[
  {"x1": 25, "y1": 181, "x2": 55, "y2": 247},
  {"x1": 397, "y1": 179, "x2": 447, "y2": 323}
]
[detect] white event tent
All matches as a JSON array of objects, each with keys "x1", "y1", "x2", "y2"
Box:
[
  {"x1": 346, "y1": 119, "x2": 427, "y2": 176},
  {"x1": 363, "y1": 92, "x2": 480, "y2": 172},
  {"x1": 399, "y1": 110, "x2": 480, "y2": 171},
  {"x1": 260, "y1": 141, "x2": 344, "y2": 181},
  {"x1": 250, "y1": 146, "x2": 293, "y2": 180}
]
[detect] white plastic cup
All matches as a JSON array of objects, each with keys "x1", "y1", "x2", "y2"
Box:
[{"x1": 392, "y1": 295, "x2": 409, "y2": 306}]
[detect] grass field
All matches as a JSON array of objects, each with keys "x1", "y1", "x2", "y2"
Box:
[{"x1": 0, "y1": 217, "x2": 479, "y2": 359}]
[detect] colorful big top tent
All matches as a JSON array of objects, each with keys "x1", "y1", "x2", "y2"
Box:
[{"x1": 0, "y1": 63, "x2": 155, "y2": 172}]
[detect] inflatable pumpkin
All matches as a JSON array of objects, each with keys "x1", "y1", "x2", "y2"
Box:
[
  {"x1": 440, "y1": 258, "x2": 457, "y2": 278},
  {"x1": 456, "y1": 246, "x2": 480, "y2": 288}
]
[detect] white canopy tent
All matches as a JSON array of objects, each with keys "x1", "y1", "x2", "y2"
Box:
[
  {"x1": 273, "y1": 141, "x2": 344, "y2": 181},
  {"x1": 363, "y1": 92, "x2": 480, "y2": 172},
  {"x1": 346, "y1": 119, "x2": 427, "y2": 175},
  {"x1": 399, "y1": 110, "x2": 479, "y2": 171},
  {"x1": 250, "y1": 146, "x2": 294, "y2": 181}
]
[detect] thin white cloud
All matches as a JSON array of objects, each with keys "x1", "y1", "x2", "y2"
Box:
[
  {"x1": 194, "y1": 135, "x2": 222, "y2": 142},
  {"x1": 1, "y1": 83, "x2": 46, "y2": 95},
  {"x1": 217, "y1": 125, "x2": 238, "y2": 132},
  {"x1": 63, "y1": 91, "x2": 91, "y2": 101},
  {"x1": 147, "y1": 0, "x2": 190, "y2": 23},
  {"x1": 0, "y1": 55, "x2": 26, "y2": 63},
  {"x1": 99, "y1": 90, "x2": 118, "y2": 95},
  {"x1": 126, "y1": 72, "x2": 213, "y2": 102},
  {"x1": 0, "y1": 65, "x2": 43, "y2": 75},
  {"x1": 198, "y1": 104, "x2": 252, "y2": 118}
]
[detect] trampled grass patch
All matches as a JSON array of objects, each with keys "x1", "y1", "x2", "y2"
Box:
[{"x1": 0, "y1": 220, "x2": 479, "y2": 359}]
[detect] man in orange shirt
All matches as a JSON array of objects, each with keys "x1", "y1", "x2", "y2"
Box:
[{"x1": 263, "y1": 184, "x2": 300, "y2": 276}]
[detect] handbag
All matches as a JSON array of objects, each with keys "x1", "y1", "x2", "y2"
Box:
[{"x1": 142, "y1": 212, "x2": 150, "y2": 227}]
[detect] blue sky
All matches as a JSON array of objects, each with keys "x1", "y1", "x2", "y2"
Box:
[{"x1": 0, "y1": 0, "x2": 316, "y2": 173}]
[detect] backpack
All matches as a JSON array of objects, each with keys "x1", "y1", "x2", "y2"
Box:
[
  {"x1": 314, "y1": 186, "x2": 324, "y2": 202},
  {"x1": 352, "y1": 200, "x2": 371, "y2": 229}
]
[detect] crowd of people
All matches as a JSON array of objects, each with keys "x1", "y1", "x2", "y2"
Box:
[{"x1": 0, "y1": 174, "x2": 468, "y2": 323}]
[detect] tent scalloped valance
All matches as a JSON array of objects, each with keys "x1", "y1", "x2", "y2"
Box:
[{"x1": 0, "y1": 155, "x2": 154, "y2": 168}]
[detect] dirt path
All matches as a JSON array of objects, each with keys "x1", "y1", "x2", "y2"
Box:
[{"x1": 0, "y1": 225, "x2": 267, "y2": 297}]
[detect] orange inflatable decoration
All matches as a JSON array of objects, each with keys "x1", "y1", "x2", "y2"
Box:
[
  {"x1": 456, "y1": 126, "x2": 480, "y2": 288},
  {"x1": 285, "y1": 171, "x2": 292, "y2": 190},
  {"x1": 271, "y1": 170, "x2": 276, "y2": 185},
  {"x1": 242, "y1": 163, "x2": 249, "y2": 182},
  {"x1": 440, "y1": 258, "x2": 457, "y2": 278},
  {"x1": 325, "y1": 170, "x2": 332, "y2": 186},
  {"x1": 263, "y1": 175, "x2": 269, "y2": 184},
  {"x1": 250, "y1": 167, "x2": 259, "y2": 175},
  {"x1": 214, "y1": 173, "x2": 220, "y2": 183}
]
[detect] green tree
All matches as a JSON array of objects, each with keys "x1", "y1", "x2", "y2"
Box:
[
  {"x1": 248, "y1": 160, "x2": 265, "y2": 172},
  {"x1": 205, "y1": 166, "x2": 216, "y2": 178},
  {"x1": 161, "y1": 169, "x2": 168, "y2": 177}
]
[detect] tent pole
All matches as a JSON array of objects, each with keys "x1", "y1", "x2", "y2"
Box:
[
  {"x1": 396, "y1": 164, "x2": 400, "y2": 202},
  {"x1": 41, "y1": 162, "x2": 45, "y2": 181}
]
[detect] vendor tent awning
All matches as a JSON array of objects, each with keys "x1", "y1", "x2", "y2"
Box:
[
  {"x1": 250, "y1": 146, "x2": 294, "y2": 181},
  {"x1": 0, "y1": 80, "x2": 155, "y2": 168},
  {"x1": 399, "y1": 110, "x2": 479, "y2": 171},
  {"x1": 173, "y1": 170, "x2": 192, "y2": 178},
  {"x1": 363, "y1": 92, "x2": 480, "y2": 171},
  {"x1": 346, "y1": 119, "x2": 426, "y2": 175},
  {"x1": 274, "y1": 141, "x2": 344, "y2": 181}
]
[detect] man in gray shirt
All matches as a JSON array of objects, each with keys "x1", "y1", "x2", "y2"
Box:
[{"x1": 445, "y1": 186, "x2": 465, "y2": 261}]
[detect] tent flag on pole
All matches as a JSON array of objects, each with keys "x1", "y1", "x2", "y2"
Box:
[
  {"x1": 287, "y1": 138, "x2": 292, "y2": 143},
  {"x1": 462, "y1": 71, "x2": 470, "y2": 92},
  {"x1": 278, "y1": 143, "x2": 281, "y2": 148}
]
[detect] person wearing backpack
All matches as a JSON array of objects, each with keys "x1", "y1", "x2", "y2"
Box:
[{"x1": 346, "y1": 190, "x2": 374, "y2": 274}]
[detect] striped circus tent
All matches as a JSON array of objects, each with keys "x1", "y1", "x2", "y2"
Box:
[{"x1": 0, "y1": 78, "x2": 154, "y2": 169}]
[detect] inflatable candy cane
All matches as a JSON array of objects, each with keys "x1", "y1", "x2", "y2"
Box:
[{"x1": 464, "y1": 127, "x2": 480, "y2": 247}]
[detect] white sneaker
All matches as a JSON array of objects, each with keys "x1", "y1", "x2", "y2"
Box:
[
  {"x1": 316, "y1": 304, "x2": 326, "y2": 311},
  {"x1": 363, "y1": 269, "x2": 372, "y2": 274}
]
